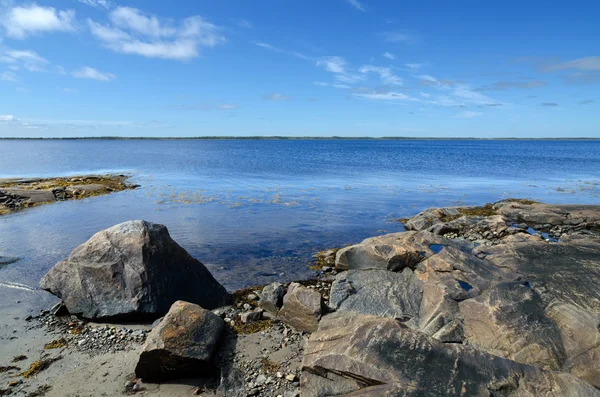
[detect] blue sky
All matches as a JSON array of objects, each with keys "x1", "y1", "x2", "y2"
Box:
[{"x1": 0, "y1": 0, "x2": 599, "y2": 138}]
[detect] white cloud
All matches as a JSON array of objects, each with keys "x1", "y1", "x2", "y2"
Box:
[
  {"x1": 382, "y1": 32, "x2": 411, "y2": 43},
  {"x1": 382, "y1": 52, "x2": 395, "y2": 60},
  {"x1": 346, "y1": 0, "x2": 366, "y2": 11},
  {"x1": 238, "y1": 20, "x2": 252, "y2": 29},
  {"x1": 0, "y1": 115, "x2": 15, "y2": 121},
  {"x1": 543, "y1": 56, "x2": 600, "y2": 72},
  {"x1": 88, "y1": 7, "x2": 225, "y2": 61},
  {"x1": 313, "y1": 81, "x2": 350, "y2": 89},
  {"x1": 354, "y1": 91, "x2": 414, "y2": 101},
  {"x1": 168, "y1": 103, "x2": 238, "y2": 110},
  {"x1": 359, "y1": 65, "x2": 403, "y2": 86},
  {"x1": 72, "y1": 66, "x2": 115, "y2": 81},
  {"x1": 454, "y1": 111, "x2": 483, "y2": 119},
  {"x1": 405, "y1": 63, "x2": 422, "y2": 69},
  {"x1": 252, "y1": 41, "x2": 310, "y2": 60},
  {"x1": 0, "y1": 48, "x2": 48, "y2": 73},
  {"x1": 452, "y1": 86, "x2": 497, "y2": 106},
  {"x1": 1, "y1": 71, "x2": 18, "y2": 82},
  {"x1": 262, "y1": 93, "x2": 291, "y2": 101},
  {"x1": 317, "y1": 56, "x2": 363, "y2": 84},
  {"x1": 78, "y1": 0, "x2": 114, "y2": 10},
  {"x1": 1, "y1": 4, "x2": 76, "y2": 39}
]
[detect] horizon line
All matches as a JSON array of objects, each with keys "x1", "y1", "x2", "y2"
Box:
[{"x1": 0, "y1": 136, "x2": 599, "y2": 141}]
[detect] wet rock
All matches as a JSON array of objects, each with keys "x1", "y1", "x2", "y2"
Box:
[
  {"x1": 135, "y1": 300, "x2": 224, "y2": 381},
  {"x1": 329, "y1": 268, "x2": 422, "y2": 325},
  {"x1": 301, "y1": 311, "x2": 600, "y2": 397},
  {"x1": 259, "y1": 282, "x2": 285, "y2": 314},
  {"x1": 40, "y1": 220, "x2": 230, "y2": 320},
  {"x1": 279, "y1": 283, "x2": 323, "y2": 333}
]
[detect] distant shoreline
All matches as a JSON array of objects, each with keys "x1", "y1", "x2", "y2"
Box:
[{"x1": 1, "y1": 136, "x2": 599, "y2": 141}]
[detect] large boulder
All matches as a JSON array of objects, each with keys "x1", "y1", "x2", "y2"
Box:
[
  {"x1": 40, "y1": 220, "x2": 230, "y2": 320},
  {"x1": 135, "y1": 300, "x2": 224, "y2": 381},
  {"x1": 278, "y1": 283, "x2": 323, "y2": 333},
  {"x1": 300, "y1": 312, "x2": 600, "y2": 397}
]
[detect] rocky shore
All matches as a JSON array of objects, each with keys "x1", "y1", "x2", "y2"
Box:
[
  {"x1": 0, "y1": 174, "x2": 138, "y2": 216},
  {"x1": 1, "y1": 199, "x2": 600, "y2": 396}
]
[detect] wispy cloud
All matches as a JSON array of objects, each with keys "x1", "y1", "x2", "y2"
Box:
[
  {"x1": 168, "y1": 103, "x2": 238, "y2": 110},
  {"x1": 0, "y1": 4, "x2": 76, "y2": 39},
  {"x1": 78, "y1": 0, "x2": 114, "y2": 10},
  {"x1": 0, "y1": 71, "x2": 18, "y2": 82},
  {"x1": 317, "y1": 56, "x2": 363, "y2": 84},
  {"x1": 578, "y1": 99, "x2": 594, "y2": 105},
  {"x1": 88, "y1": 7, "x2": 225, "y2": 60},
  {"x1": 563, "y1": 72, "x2": 600, "y2": 85},
  {"x1": 415, "y1": 74, "x2": 502, "y2": 107},
  {"x1": 476, "y1": 81, "x2": 546, "y2": 91},
  {"x1": 72, "y1": 66, "x2": 115, "y2": 81},
  {"x1": 454, "y1": 111, "x2": 483, "y2": 119},
  {"x1": 313, "y1": 81, "x2": 350, "y2": 89},
  {"x1": 0, "y1": 49, "x2": 49, "y2": 72},
  {"x1": 541, "y1": 102, "x2": 559, "y2": 107},
  {"x1": 262, "y1": 93, "x2": 291, "y2": 101},
  {"x1": 0, "y1": 115, "x2": 15, "y2": 121},
  {"x1": 238, "y1": 19, "x2": 252, "y2": 29},
  {"x1": 382, "y1": 31, "x2": 412, "y2": 43},
  {"x1": 405, "y1": 63, "x2": 423, "y2": 69},
  {"x1": 354, "y1": 91, "x2": 414, "y2": 101},
  {"x1": 346, "y1": 0, "x2": 366, "y2": 12},
  {"x1": 382, "y1": 52, "x2": 395, "y2": 60},
  {"x1": 359, "y1": 65, "x2": 403, "y2": 86},
  {"x1": 252, "y1": 41, "x2": 311, "y2": 60},
  {"x1": 542, "y1": 56, "x2": 600, "y2": 72}
]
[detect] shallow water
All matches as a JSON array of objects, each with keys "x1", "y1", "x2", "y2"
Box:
[{"x1": 0, "y1": 139, "x2": 599, "y2": 311}]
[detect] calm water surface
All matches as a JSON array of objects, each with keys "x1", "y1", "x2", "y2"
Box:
[{"x1": 1, "y1": 139, "x2": 599, "y2": 310}]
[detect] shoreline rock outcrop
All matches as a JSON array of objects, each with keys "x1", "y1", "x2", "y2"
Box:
[
  {"x1": 20, "y1": 200, "x2": 600, "y2": 396},
  {"x1": 40, "y1": 220, "x2": 230, "y2": 320}
]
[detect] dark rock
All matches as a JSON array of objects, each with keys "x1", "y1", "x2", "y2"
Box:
[
  {"x1": 135, "y1": 300, "x2": 224, "y2": 381},
  {"x1": 301, "y1": 311, "x2": 600, "y2": 397},
  {"x1": 279, "y1": 283, "x2": 323, "y2": 333},
  {"x1": 258, "y1": 282, "x2": 285, "y2": 314},
  {"x1": 40, "y1": 220, "x2": 230, "y2": 320}
]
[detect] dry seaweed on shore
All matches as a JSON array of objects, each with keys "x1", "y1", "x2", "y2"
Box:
[
  {"x1": 11, "y1": 355, "x2": 27, "y2": 362},
  {"x1": 44, "y1": 338, "x2": 67, "y2": 350},
  {"x1": 0, "y1": 365, "x2": 20, "y2": 373},
  {"x1": 26, "y1": 385, "x2": 52, "y2": 397},
  {"x1": 230, "y1": 319, "x2": 275, "y2": 334},
  {"x1": 19, "y1": 356, "x2": 62, "y2": 378}
]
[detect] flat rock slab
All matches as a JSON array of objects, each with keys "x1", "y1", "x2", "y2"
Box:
[
  {"x1": 135, "y1": 300, "x2": 224, "y2": 381},
  {"x1": 40, "y1": 220, "x2": 230, "y2": 320},
  {"x1": 329, "y1": 268, "x2": 423, "y2": 324},
  {"x1": 301, "y1": 311, "x2": 600, "y2": 397},
  {"x1": 0, "y1": 188, "x2": 55, "y2": 203},
  {"x1": 66, "y1": 184, "x2": 107, "y2": 192}
]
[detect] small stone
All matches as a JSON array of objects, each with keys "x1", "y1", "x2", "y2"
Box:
[
  {"x1": 247, "y1": 294, "x2": 258, "y2": 301},
  {"x1": 285, "y1": 374, "x2": 296, "y2": 382}
]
